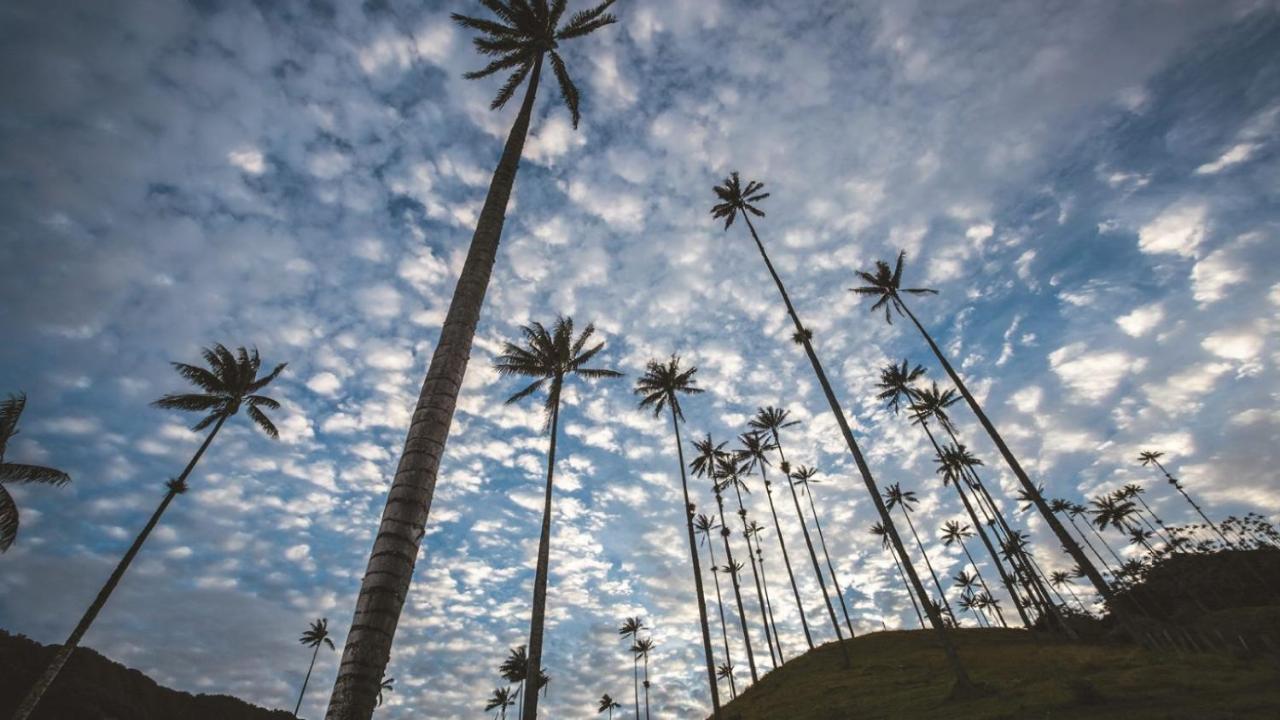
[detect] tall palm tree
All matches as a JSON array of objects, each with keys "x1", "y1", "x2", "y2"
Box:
[
  {"x1": 499, "y1": 645, "x2": 528, "y2": 719},
  {"x1": 618, "y1": 618, "x2": 644, "y2": 720},
  {"x1": 0, "y1": 393, "x2": 71, "y2": 552},
  {"x1": 1138, "y1": 451, "x2": 1231, "y2": 548},
  {"x1": 714, "y1": 456, "x2": 777, "y2": 671},
  {"x1": 736, "y1": 430, "x2": 808, "y2": 655},
  {"x1": 853, "y1": 252, "x2": 1110, "y2": 602},
  {"x1": 1049, "y1": 571, "x2": 1086, "y2": 611},
  {"x1": 692, "y1": 437, "x2": 758, "y2": 686},
  {"x1": 788, "y1": 464, "x2": 857, "y2": 637},
  {"x1": 633, "y1": 636, "x2": 654, "y2": 720},
  {"x1": 884, "y1": 483, "x2": 956, "y2": 625},
  {"x1": 1068, "y1": 501, "x2": 1125, "y2": 567},
  {"x1": 940, "y1": 521, "x2": 1006, "y2": 627},
  {"x1": 295, "y1": 618, "x2": 337, "y2": 717},
  {"x1": 485, "y1": 687, "x2": 517, "y2": 720},
  {"x1": 711, "y1": 173, "x2": 970, "y2": 688},
  {"x1": 326, "y1": 4, "x2": 619, "y2": 715},
  {"x1": 1119, "y1": 483, "x2": 1173, "y2": 546},
  {"x1": 870, "y1": 522, "x2": 925, "y2": 629},
  {"x1": 956, "y1": 592, "x2": 987, "y2": 627},
  {"x1": 1050, "y1": 498, "x2": 1115, "y2": 577},
  {"x1": 634, "y1": 358, "x2": 721, "y2": 714},
  {"x1": 597, "y1": 694, "x2": 621, "y2": 719},
  {"x1": 694, "y1": 513, "x2": 735, "y2": 698},
  {"x1": 716, "y1": 662, "x2": 738, "y2": 699},
  {"x1": 14, "y1": 344, "x2": 285, "y2": 720},
  {"x1": 746, "y1": 519, "x2": 784, "y2": 661},
  {"x1": 496, "y1": 317, "x2": 621, "y2": 720}
]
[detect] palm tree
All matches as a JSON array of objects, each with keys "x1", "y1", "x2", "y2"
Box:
[
  {"x1": 14, "y1": 344, "x2": 285, "y2": 720},
  {"x1": 634, "y1": 358, "x2": 721, "y2": 714},
  {"x1": 618, "y1": 617, "x2": 644, "y2": 720},
  {"x1": 788, "y1": 464, "x2": 857, "y2": 637},
  {"x1": 597, "y1": 694, "x2": 621, "y2": 719},
  {"x1": 295, "y1": 618, "x2": 337, "y2": 717},
  {"x1": 711, "y1": 173, "x2": 968, "y2": 686},
  {"x1": 1068, "y1": 501, "x2": 1125, "y2": 567},
  {"x1": 0, "y1": 393, "x2": 71, "y2": 552},
  {"x1": 694, "y1": 513, "x2": 735, "y2": 698},
  {"x1": 1050, "y1": 498, "x2": 1116, "y2": 577},
  {"x1": 485, "y1": 687, "x2": 517, "y2": 720},
  {"x1": 495, "y1": 317, "x2": 620, "y2": 720},
  {"x1": 1119, "y1": 483, "x2": 1173, "y2": 546},
  {"x1": 883, "y1": 483, "x2": 956, "y2": 625},
  {"x1": 1049, "y1": 571, "x2": 1086, "y2": 611},
  {"x1": 691, "y1": 442, "x2": 759, "y2": 685},
  {"x1": 1138, "y1": 451, "x2": 1231, "y2": 548},
  {"x1": 746, "y1": 520, "x2": 784, "y2": 661},
  {"x1": 853, "y1": 252, "x2": 1110, "y2": 602},
  {"x1": 736, "y1": 430, "x2": 808, "y2": 656},
  {"x1": 376, "y1": 677, "x2": 394, "y2": 709},
  {"x1": 632, "y1": 636, "x2": 654, "y2": 720},
  {"x1": 714, "y1": 456, "x2": 777, "y2": 671},
  {"x1": 326, "y1": 4, "x2": 619, "y2": 715},
  {"x1": 956, "y1": 592, "x2": 987, "y2": 627},
  {"x1": 716, "y1": 662, "x2": 738, "y2": 699},
  {"x1": 500, "y1": 645, "x2": 529, "y2": 719},
  {"x1": 870, "y1": 522, "x2": 926, "y2": 629},
  {"x1": 941, "y1": 521, "x2": 1006, "y2": 627}
]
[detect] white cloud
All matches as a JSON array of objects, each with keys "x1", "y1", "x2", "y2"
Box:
[
  {"x1": 306, "y1": 372, "x2": 342, "y2": 396},
  {"x1": 1194, "y1": 142, "x2": 1258, "y2": 175},
  {"x1": 1191, "y1": 241, "x2": 1249, "y2": 304},
  {"x1": 1201, "y1": 328, "x2": 1263, "y2": 362},
  {"x1": 1115, "y1": 303, "x2": 1164, "y2": 337},
  {"x1": 1048, "y1": 343, "x2": 1146, "y2": 404},
  {"x1": 1137, "y1": 202, "x2": 1207, "y2": 257},
  {"x1": 524, "y1": 115, "x2": 587, "y2": 165},
  {"x1": 228, "y1": 147, "x2": 265, "y2": 175}
]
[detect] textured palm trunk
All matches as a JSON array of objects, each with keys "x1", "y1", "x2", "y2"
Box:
[
  {"x1": 886, "y1": 543, "x2": 927, "y2": 629},
  {"x1": 739, "y1": 215, "x2": 973, "y2": 690},
  {"x1": 895, "y1": 298, "x2": 1111, "y2": 602},
  {"x1": 1064, "y1": 513, "x2": 1116, "y2": 576},
  {"x1": 521, "y1": 379, "x2": 561, "y2": 720},
  {"x1": 758, "y1": 467, "x2": 813, "y2": 651},
  {"x1": 957, "y1": 540, "x2": 1006, "y2": 627},
  {"x1": 898, "y1": 506, "x2": 956, "y2": 626},
  {"x1": 295, "y1": 643, "x2": 323, "y2": 717},
  {"x1": 668, "y1": 412, "x2": 722, "y2": 717},
  {"x1": 13, "y1": 415, "x2": 228, "y2": 720},
  {"x1": 702, "y1": 538, "x2": 736, "y2": 698},
  {"x1": 714, "y1": 489, "x2": 759, "y2": 682},
  {"x1": 1152, "y1": 460, "x2": 1233, "y2": 548},
  {"x1": 780, "y1": 468, "x2": 848, "y2": 665},
  {"x1": 1132, "y1": 496, "x2": 1174, "y2": 547},
  {"x1": 642, "y1": 654, "x2": 651, "y2": 720},
  {"x1": 729, "y1": 484, "x2": 776, "y2": 670},
  {"x1": 325, "y1": 59, "x2": 543, "y2": 720},
  {"x1": 631, "y1": 656, "x2": 639, "y2": 720},
  {"x1": 753, "y1": 543, "x2": 785, "y2": 662}
]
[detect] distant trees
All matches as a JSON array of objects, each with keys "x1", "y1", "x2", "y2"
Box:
[{"x1": 295, "y1": 619, "x2": 337, "y2": 717}]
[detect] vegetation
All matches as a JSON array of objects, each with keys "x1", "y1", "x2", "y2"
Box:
[
  {"x1": 0, "y1": 393, "x2": 71, "y2": 552},
  {"x1": 295, "y1": 619, "x2": 336, "y2": 717}
]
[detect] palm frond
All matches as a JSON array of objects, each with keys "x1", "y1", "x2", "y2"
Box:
[
  {"x1": 0, "y1": 462, "x2": 71, "y2": 486},
  {"x1": 246, "y1": 405, "x2": 279, "y2": 439},
  {"x1": 0, "y1": 484, "x2": 17, "y2": 552},
  {"x1": 548, "y1": 50, "x2": 580, "y2": 128},
  {"x1": 505, "y1": 378, "x2": 547, "y2": 404},
  {"x1": 247, "y1": 362, "x2": 287, "y2": 393},
  {"x1": 152, "y1": 393, "x2": 224, "y2": 413},
  {"x1": 557, "y1": 0, "x2": 617, "y2": 40},
  {"x1": 0, "y1": 393, "x2": 26, "y2": 459}
]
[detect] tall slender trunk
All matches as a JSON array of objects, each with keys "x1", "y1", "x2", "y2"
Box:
[
  {"x1": 758, "y1": 467, "x2": 813, "y2": 651},
  {"x1": 898, "y1": 506, "x2": 956, "y2": 626},
  {"x1": 521, "y1": 378, "x2": 561, "y2": 720},
  {"x1": 729, "y1": 484, "x2": 775, "y2": 670},
  {"x1": 957, "y1": 540, "x2": 1006, "y2": 627},
  {"x1": 325, "y1": 58, "x2": 544, "y2": 720},
  {"x1": 13, "y1": 416, "x2": 228, "y2": 720},
  {"x1": 670, "y1": 414, "x2": 721, "y2": 717},
  {"x1": 1132, "y1": 495, "x2": 1173, "y2": 547},
  {"x1": 713, "y1": 488, "x2": 758, "y2": 683},
  {"x1": 753, "y1": 543, "x2": 785, "y2": 662},
  {"x1": 1152, "y1": 460, "x2": 1232, "y2": 548},
  {"x1": 739, "y1": 215, "x2": 972, "y2": 689},
  {"x1": 631, "y1": 655, "x2": 639, "y2": 720},
  {"x1": 642, "y1": 654, "x2": 650, "y2": 720},
  {"x1": 295, "y1": 643, "x2": 323, "y2": 717},
  {"x1": 780, "y1": 467, "x2": 848, "y2": 662},
  {"x1": 895, "y1": 297, "x2": 1110, "y2": 602},
  {"x1": 1064, "y1": 513, "x2": 1116, "y2": 576},
  {"x1": 702, "y1": 540, "x2": 736, "y2": 698},
  {"x1": 886, "y1": 543, "x2": 927, "y2": 629}
]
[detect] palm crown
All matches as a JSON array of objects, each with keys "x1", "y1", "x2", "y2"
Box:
[
  {"x1": 152, "y1": 344, "x2": 286, "y2": 437},
  {"x1": 940, "y1": 520, "x2": 972, "y2": 545},
  {"x1": 710, "y1": 172, "x2": 770, "y2": 230},
  {"x1": 1137, "y1": 450, "x2": 1164, "y2": 466},
  {"x1": 493, "y1": 317, "x2": 622, "y2": 429},
  {"x1": 851, "y1": 251, "x2": 938, "y2": 324},
  {"x1": 875, "y1": 359, "x2": 925, "y2": 414},
  {"x1": 500, "y1": 645, "x2": 528, "y2": 683},
  {"x1": 634, "y1": 355, "x2": 702, "y2": 422},
  {"x1": 883, "y1": 483, "x2": 919, "y2": 512},
  {"x1": 597, "y1": 693, "x2": 620, "y2": 713},
  {"x1": 735, "y1": 431, "x2": 776, "y2": 475},
  {"x1": 909, "y1": 381, "x2": 960, "y2": 430},
  {"x1": 1, "y1": 393, "x2": 71, "y2": 551},
  {"x1": 748, "y1": 405, "x2": 798, "y2": 434},
  {"x1": 690, "y1": 434, "x2": 730, "y2": 480},
  {"x1": 485, "y1": 686, "x2": 516, "y2": 713},
  {"x1": 452, "y1": 0, "x2": 618, "y2": 127},
  {"x1": 300, "y1": 618, "x2": 335, "y2": 650}
]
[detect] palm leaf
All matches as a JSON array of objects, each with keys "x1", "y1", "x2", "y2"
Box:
[
  {"x1": 549, "y1": 50, "x2": 580, "y2": 127},
  {"x1": 0, "y1": 463, "x2": 71, "y2": 486},
  {"x1": 0, "y1": 484, "x2": 17, "y2": 552}
]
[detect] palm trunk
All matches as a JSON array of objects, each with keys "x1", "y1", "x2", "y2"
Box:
[
  {"x1": 886, "y1": 543, "x2": 927, "y2": 629},
  {"x1": 754, "y1": 544, "x2": 785, "y2": 662},
  {"x1": 631, "y1": 656, "x2": 639, "y2": 720},
  {"x1": 1132, "y1": 495, "x2": 1174, "y2": 547},
  {"x1": 669, "y1": 414, "x2": 721, "y2": 717},
  {"x1": 895, "y1": 297, "x2": 1110, "y2": 602},
  {"x1": 739, "y1": 215, "x2": 972, "y2": 690},
  {"x1": 780, "y1": 467, "x2": 848, "y2": 661},
  {"x1": 642, "y1": 654, "x2": 650, "y2": 720},
  {"x1": 1065, "y1": 513, "x2": 1116, "y2": 576},
  {"x1": 295, "y1": 643, "x2": 322, "y2": 717},
  {"x1": 958, "y1": 540, "x2": 1007, "y2": 627},
  {"x1": 521, "y1": 378, "x2": 561, "y2": 720},
  {"x1": 1153, "y1": 460, "x2": 1233, "y2": 548},
  {"x1": 730, "y1": 484, "x2": 777, "y2": 670},
  {"x1": 703, "y1": 540, "x2": 736, "y2": 698},
  {"x1": 714, "y1": 488, "x2": 759, "y2": 683},
  {"x1": 13, "y1": 415, "x2": 228, "y2": 720},
  {"x1": 899, "y1": 507, "x2": 957, "y2": 626},
  {"x1": 758, "y1": 467, "x2": 813, "y2": 651},
  {"x1": 325, "y1": 58, "x2": 544, "y2": 720}
]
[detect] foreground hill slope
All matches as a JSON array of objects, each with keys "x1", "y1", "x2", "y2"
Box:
[
  {"x1": 0, "y1": 630, "x2": 294, "y2": 720},
  {"x1": 718, "y1": 628, "x2": 1280, "y2": 720}
]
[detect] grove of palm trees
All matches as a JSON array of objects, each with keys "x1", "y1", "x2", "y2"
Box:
[{"x1": 3, "y1": 1, "x2": 1280, "y2": 719}]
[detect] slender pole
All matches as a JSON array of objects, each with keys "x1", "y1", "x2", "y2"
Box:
[
  {"x1": 714, "y1": 486, "x2": 758, "y2": 683},
  {"x1": 702, "y1": 538, "x2": 736, "y2": 698},
  {"x1": 757, "y1": 466, "x2": 813, "y2": 650},
  {"x1": 729, "y1": 482, "x2": 779, "y2": 669},
  {"x1": 295, "y1": 643, "x2": 323, "y2": 717}
]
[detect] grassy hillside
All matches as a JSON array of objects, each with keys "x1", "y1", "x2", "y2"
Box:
[{"x1": 717, "y1": 628, "x2": 1280, "y2": 720}]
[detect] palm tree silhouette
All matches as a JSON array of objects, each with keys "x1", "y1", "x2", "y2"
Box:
[
  {"x1": 1119, "y1": 483, "x2": 1173, "y2": 547},
  {"x1": 485, "y1": 687, "x2": 517, "y2": 720},
  {"x1": 941, "y1": 521, "x2": 1006, "y2": 627},
  {"x1": 716, "y1": 662, "x2": 738, "y2": 699},
  {"x1": 1068, "y1": 501, "x2": 1125, "y2": 567},
  {"x1": 634, "y1": 357, "x2": 721, "y2": 715},
  {"x1": 376, "y1": 676, "x2": 394, "y2": 709},
  {"x1": 0, "y1": 393, "x2": 70, "y2": 552},
  {"x1": 328, "y1": 3, "x2": 619, "y2": 714},
  {"x1": 711, "y1": 173, "x2": 966, "y2": 684},
  {"x1": 692, "y1": 442, "x2": 759, "y2": 685},
  {"x1": 618, "y1": 617, "x2": 644, "y2": 720},
  {"x1": 956, "y1": 592, "x2": 987, "y2": 627},
  {"x1": 884, "y1": 483, "x2": 957, "y2": 625},
  {"x1": 869, "y1": 522, "x2": 925, "y2": 629},
  {"x1": 694, "y1": 513, "x2": 735, "y2": 698},
  {"x1": 788, "y1": 464, "x2": 858, "y2": 637},
  {"x1": 714, "y1": 455, "x2": 777, "y2": 672},
  {"x1": 499, "y1": 645, "x2": 529, "y2": 719},
  {"x1": 1049, "y1": 571, "x2": 1086, "y2": 612},
  {"x1": 1138, "y1": 450, "x2": 1232, "y2": 548},
  {"x1": 1050, "y1": 498, "x2": 1116, "y2": 578},
  {"x1": 15, "y1": 344, "x2": 286, "y2": 720},
  {"x1": 597, "y1": 693, "x2": 621, "y2": 719},
  {"x1": 736, "y1": 430, "x2": 807, "y2": 657},
  {"x1": 496, "y1": 317, "x2": 621, "y2": 720},
  {"x1": 745, "y1": 519, "x2": 784, "y2": 661},
  {"x1": 853, "y1": 252, "x2": 1110, "y2": 603},
  {"x1": 295, "y1": 618, "x2": 337, "y2": 717},
  {"x1": 632, "y1": 636, "x2": 654, "y2": 720}
]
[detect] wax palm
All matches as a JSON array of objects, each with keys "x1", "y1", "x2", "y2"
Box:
[
  {"x1": 634, "y1": 358, "x2": 721, "y2": 714},
  {"x1": 1138, "y1": 450, "x2": 1231, "y2": 548},
  {"x1": 712, "y1": 174, "x2": 971, "y2": 687},
  {"x1": 485, "y1": 687, "x2": 516, "y2": 720},
  {"x1": 1069, "y1": 501, "x2": 1124, "y2": 567},
  {"x1": 940, "y1": 520, "x2": 999, "y2": 624},
  {"x1": 376, "y1": 677, "x2": 394, "y2": 709},
  {"x1": 957, "y1": 593, "x2": 987, "y2": 627},
  {"x1": 737, "y1": 430, "x2": 806, "y2": 657},
  {"x1": 884, "y1": 483, "x2": 956, "y2": 625},
  {"x1": 694, "y1": 513, "x2": 735, "y2": 698},
  {"x1": 716, "y1": 662, "x2": 738, "y2": 699},
  {"x1": 790, "y1": 464, "x2": 858, "y2": 637},
  {"x1": 875, "y1": 360, "x2": 926, "y2": 414},
  {"x1": 500, "y1": 645, "x2": 529, "y2": 718},
  {"x1": 909, "y1": 382, "x2": 960, "y2": 433},
  {"x1": 1049, "y1": 571, "x2": 1086, "y2": 611},
  {"x1": 15, "y1": 345, "x2": 286, "y2": 720},
  {"x1": 745, "y1": 519, "x2": 784, "y2": 658},
  {"x1": 870, "y1": 521, "x2": 925, "y2": 629},
  {"x1": 1119, "y1": 483, "x2": 1173, "y2": 546},
  {"x1": 497, "y1": 317, "x2": 620, "y2": 720},
  {"x1": 716, "y1": 455, "x2": 778, "y2": 671},
  {"x1": 853, "y1": 251, "x2": 1109, "y2": 603},
  {"x1": 294, "y1": 618, "x2": 337, "y2": 717},
  {"x1": 329, "y1": 3, "x2": 619, "y2": 713},
  {"x1": 597, "y1": 694, "x2": 621, "y2": 719},
  {"x1": 632, "y1": 637, "x2": 655, "y2": 720},
  {"x1": 0, "y1": 393, "x2": 71, "y2": 552},
  {"x1": 618, "y1": 618, "x2": 644, "y2": 720}
]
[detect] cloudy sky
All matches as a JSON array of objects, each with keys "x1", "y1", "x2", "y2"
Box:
[{"x1": 3, "y1": 0, "x2": 1279, "y2": 717}]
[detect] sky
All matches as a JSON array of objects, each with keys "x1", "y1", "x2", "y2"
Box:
[{"x1": 2, "y1": 0, "x2": 1279, "y2": 717}]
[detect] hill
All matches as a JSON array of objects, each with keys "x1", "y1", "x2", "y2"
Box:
[
  {"x1": 717, "y1": 627, "x2": 1280, "y2": 719},
  {"x1": 0, "y1": 630, "x2": 295, "y2": 720}
]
